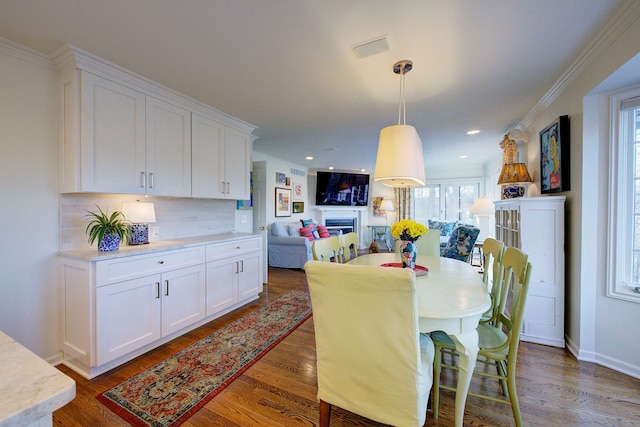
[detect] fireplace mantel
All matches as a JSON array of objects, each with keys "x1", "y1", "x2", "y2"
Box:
[{"x1": 314, "y1": 207, "x2": 366, "y2": 248}]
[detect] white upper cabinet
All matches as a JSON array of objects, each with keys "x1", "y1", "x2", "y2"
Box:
[
  {"x1": 63, "y1": 71, "x2": 146, "y2": 194},
  {"x1": 192, "y1": 113, "x2": 251, "y2": 200},
  {"x1": 56, "y1": 46, "x2": 255, "y2": 197},
  {"x1": 145, "y1": 96, "x2": 191, "y2": 196}
]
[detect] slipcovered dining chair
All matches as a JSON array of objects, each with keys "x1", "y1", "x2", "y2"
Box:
[
  {"x1": 305, "y1": 260, "x2": 434, "y2": 427},
  {"x1": 480, "y1": 237, "x2": 505, "y2": 325},
  {"x1": 440, "y1": 224, "x2": 480, "y2": 262},
  {"x1": 431, "y1": 246, "x2": 532, "y2": 427},
  {"x1": 311, "y1": 236, "x2": 341, "y2": 262},
  {"x1": 338, "y1": 232, "x2": 359, "y2": 262},
  {"x1": 393, "y1": 229, "x2": 440, "y2": 257}
]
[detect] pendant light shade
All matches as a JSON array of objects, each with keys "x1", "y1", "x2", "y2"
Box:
[
  {"x1": 374, "y1": 60, "x2": 426, "y2": 188},
  {"x1": 374, "y1": 124, "x2": 425, "y2": 187}
]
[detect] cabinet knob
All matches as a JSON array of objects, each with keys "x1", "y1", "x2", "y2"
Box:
[
  {"x1": 159, "y1": 260, "x2": 164, "y2": 264},
  {"x1": 236, "y1": 246, "x2": 240, "y2": 250}
]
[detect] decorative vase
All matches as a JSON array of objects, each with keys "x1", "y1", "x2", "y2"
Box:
[
  {"x1": 400, "y1": 240, "x2": 417, "y2": 269},
  {"x1": 98, "y1": 232, "x2": 121, "y2": 252}
]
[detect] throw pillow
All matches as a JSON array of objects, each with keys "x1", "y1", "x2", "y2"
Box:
[
  {"x1": 300, "y1": 218, "x2": 314, "y2": 227},
  {"x1": 317, "y1": 225, "x2": 330, "y2": 238},
  {"x1": 300, "y1": 225, "x2": 315, "y2": 241},
  {"x1": 271, "y1": 222, "x2": 289, "y2": 237}
]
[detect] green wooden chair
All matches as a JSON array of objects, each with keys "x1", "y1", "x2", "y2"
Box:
[
  {"x1": 480, "y1": 238, "x2": 505, "y2": 325},
  {"x1": 338, "y1": 232, "x2": 359, "y2": 262},
  {"x1": 312, "y1": 236, "x2": 342, "y2": 262},
  {"x1": 431, "y1": 246, "x2": 532, "y2": 427}
]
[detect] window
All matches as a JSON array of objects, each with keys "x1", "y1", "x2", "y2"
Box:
[
  {"x1": 413, "y1": 180, "x2": 479, "y2": 225},
  {"x1": 608, "y1": 89, "x2": 640, "y2": 302}
]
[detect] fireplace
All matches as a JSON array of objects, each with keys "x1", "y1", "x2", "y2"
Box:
[
  {"x1": 315, "y1": 207, "x2": 365, "y2": 248},
  {"x1": 325, "y1": 218, "x2": 356, "y2": 235}
]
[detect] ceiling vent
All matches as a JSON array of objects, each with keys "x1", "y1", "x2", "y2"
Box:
[{"x1": 352, "y1": 35, "x2": 390, "y2": 58}]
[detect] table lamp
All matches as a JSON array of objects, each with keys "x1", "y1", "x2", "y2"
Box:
[
  {"x1": 122, "y1": 201, "x2": 156, "y2": 245},
  {"x1": 469, "y1": 197, "x2": 494, "y2": 242},
  {"x1": 380, "y1": 198, "x2": 395, "y2": 225}
]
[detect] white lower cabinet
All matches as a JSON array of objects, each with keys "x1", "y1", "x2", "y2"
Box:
[
  {"x1": 59, "y1": 235, "x2": 263, "y2": 379},
  {"x1": 95, "y1": 274, "x2": 162, "y2": 365},
  {"x1": 95, "y1": 264, "x2": 206, "y2": 366},
  {"x1": 205, "y1": 237, "x2": 263, "y2": 317}
]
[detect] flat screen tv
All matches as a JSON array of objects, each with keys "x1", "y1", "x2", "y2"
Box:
[{"x1": 315, "y1": 171, "x2": 370, "y2": 206}]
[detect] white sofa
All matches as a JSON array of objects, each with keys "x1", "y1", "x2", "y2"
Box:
[
  {"x1": 267, "y1": 221, "x2": 340, "y2": 269},
  {"x1": 268, "y1": 221, "x2": 313, "y2": 269}
]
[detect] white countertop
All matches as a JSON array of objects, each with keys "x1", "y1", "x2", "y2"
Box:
[
  {"x1": 59, "y1": 232, "x2": 262, "y2": 261},
  {"x1": 0, "y1": 331, "x2": 75, "y2": 427}
]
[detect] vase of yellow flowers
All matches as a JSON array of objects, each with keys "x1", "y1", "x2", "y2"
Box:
[{"x1": 390, "y1": 219, "x2": 428, "y2": 268}]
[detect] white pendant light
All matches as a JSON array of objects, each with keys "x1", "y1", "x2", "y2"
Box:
[{"x1": 374, "y1": 60, "x2": 426, "y2": 187}]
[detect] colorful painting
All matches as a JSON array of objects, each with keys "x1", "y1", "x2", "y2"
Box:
[
  {"x1": 293, "y1": 181, "x2": 303, "y2": 200},
  {"x1": 275, "y1": 187, "x2": 291, "y2": 217},
  {"x1": 237, "y1": 172, "x2": 253, "y2": 210},
  {"x1": 540, "y1": 115, "x2": 570, "y2": 193},
  {"x1": 372, "y1": 196, "x2": 384, "y2": 216}
]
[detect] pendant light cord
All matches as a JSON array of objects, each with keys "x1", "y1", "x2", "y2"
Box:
[{"x1": 397, "y1": 67, "x2": 406, "y2": 125}]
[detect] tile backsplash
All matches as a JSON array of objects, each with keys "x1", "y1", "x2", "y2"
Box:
[{"x1": 60, "y1": 193, "x2": 236, "y2": 251}]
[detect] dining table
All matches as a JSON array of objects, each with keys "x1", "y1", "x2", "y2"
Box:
[{"x1": 348, "y1": 252, "x2": 491, "y2": 427}]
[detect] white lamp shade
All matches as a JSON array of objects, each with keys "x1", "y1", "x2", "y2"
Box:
[
  {"x1": 379, "y1": 199, "x2": 394, "y2": 212},
  {"x1": 122, "y1": 202, "x2": 156, "y2": 223},
  {"x1": 469, "y1": 197, "x2": 494, "y2": 215},
  {"x1": 374, "y1": 124, "x2": 426, "y2": 187}
]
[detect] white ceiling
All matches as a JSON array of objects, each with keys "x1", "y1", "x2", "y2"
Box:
[{"x1": 0, "y1": 0, "x2": 626, "y2": 176}]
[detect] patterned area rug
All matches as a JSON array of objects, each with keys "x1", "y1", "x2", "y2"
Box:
[{"x1": 97, "y1": 290, "x2": 312, "y2": 427}]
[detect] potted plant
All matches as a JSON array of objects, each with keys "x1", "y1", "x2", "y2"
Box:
[{"x1": 85, "y1": 205, "x2": 131, "y2": 251}]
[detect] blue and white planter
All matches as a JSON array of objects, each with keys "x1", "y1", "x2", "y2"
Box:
[{"x1": 98, "y1": 233, "x2": 121, "y2": 251}]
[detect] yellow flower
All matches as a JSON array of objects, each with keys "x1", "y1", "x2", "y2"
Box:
[{"x1": 390, "y1": 219, "x2": 428, "y2": 242}]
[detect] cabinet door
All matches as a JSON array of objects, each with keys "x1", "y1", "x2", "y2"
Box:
[
  {"x1": 224, "y1": 127, "x2": 251, "y2": 200},
  {"x1": 191, "y1": 113, "x2": 225, "y2": 198},
  {"x1": 238, "y1": 251, "x2": 262, "y2": 301},
  {"x1": 96, "y1": 274, "x2": 161, "y2": 366},
  {"x1": 80, "y1": 72, "x2": 146, "y2": 193},
  {"x1": 146, "y1": 96, "x2": 192, "y2": 197},
  {"x1": 205, "y1": 257, "x2": 238, "y2": 316},
  {"x1": 161, "y1": 265, "x2": 206, "y2": 337}
]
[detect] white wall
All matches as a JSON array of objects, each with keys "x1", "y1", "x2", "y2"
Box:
[
  {"x1": 0, "y1": 46, "x2": 60, "y2": 360},
  {"x1": 521, "y1": 4, "x2": 640, "y2": 377},
  {"x1": 252, "y1": 151, "x2": 310, "y2": 227}
]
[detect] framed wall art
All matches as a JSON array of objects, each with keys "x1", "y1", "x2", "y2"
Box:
[
  {"x1": 275, "y1": 187, "x2": 292, "y2": 217},
  {"x1": 293, "y1": 201, "x2": 304, "y2": 213},
  {"x1": 540, "y1": 115, "x2": 570, "y2": 193},
  {"x1": 293, "y1": 181, "x2": 303, "y2": 200}
]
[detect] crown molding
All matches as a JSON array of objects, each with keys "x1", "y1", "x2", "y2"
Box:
[
  {"x1": 0, "y1": 36, "x2": 54, "y2": 70},
  {"x1": 517, "y1": 1, "x2": 640, "y2": 131}
]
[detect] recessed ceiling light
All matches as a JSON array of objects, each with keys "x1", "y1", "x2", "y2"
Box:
[
  {"x1": 466, "y1": 129, "x2": 481, "y2": 135},
  {"x1": 459, "y1": 155, "x2": 468, "y2": 159},
  {"x1": 305, "y1": 156, "x2": 313, "y2": 160}
]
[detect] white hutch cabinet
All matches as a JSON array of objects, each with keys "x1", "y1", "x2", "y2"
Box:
[{"x1": 494, "y1": 196, "x2": 565, "y2": 347}]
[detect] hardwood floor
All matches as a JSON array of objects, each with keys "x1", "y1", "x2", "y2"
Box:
[{"x1": 54, "y1": 267, "x2": 640, "y2": 426}]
